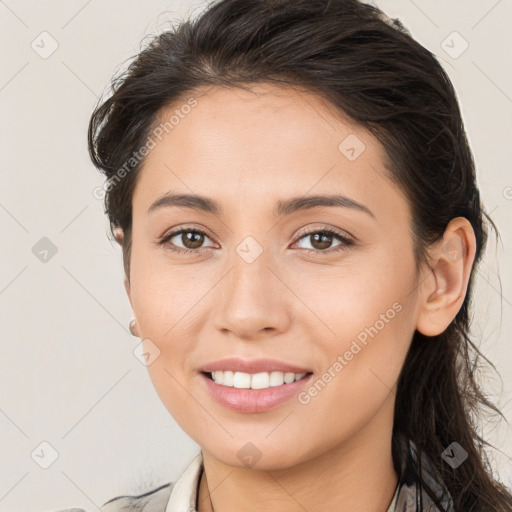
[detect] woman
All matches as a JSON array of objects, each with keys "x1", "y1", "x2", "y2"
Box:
[{"x1": 81, "y1": 0, "x2": 512, "y2": 510}]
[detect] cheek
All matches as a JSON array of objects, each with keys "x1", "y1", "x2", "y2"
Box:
[
  {"x1": 295, "y1": 298, "x2": 413, "y2": 447},
  {"x1": 293, "y1": 251, "x2": 416, "y2": 401},
  {"x1": 128, "y1": 244, "x2": 214, "y2": 407},
  {"x1": 128, "y1": 238, "x2": 198, "y2": 335},
  {"x1": 289, "y1": 245, "x2": 414, "y2": 341}
]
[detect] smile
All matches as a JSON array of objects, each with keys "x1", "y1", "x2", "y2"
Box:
[{"x1": 206, "y1": 370, "x2": 310, "y2": 389}]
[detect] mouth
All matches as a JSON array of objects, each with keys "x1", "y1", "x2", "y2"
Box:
[
  {"x1": 201, "y1": 370, "x2": 314, "y2": 389},
  {"x1": 199, "y1": 370, "x2": 314, "y2": 413}
]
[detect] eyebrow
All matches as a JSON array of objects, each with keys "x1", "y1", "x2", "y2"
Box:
[{"x1": 147, "y1": 192, "x2": 375, "y2": 218}]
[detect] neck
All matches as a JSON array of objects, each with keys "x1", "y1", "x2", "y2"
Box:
[{"x1": 197, "y1": 400, "x2": 398, "y2": 512}]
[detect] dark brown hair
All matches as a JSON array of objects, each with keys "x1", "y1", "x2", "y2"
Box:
[{"x1": 88, "y1": 0, "x2": 512, "y2": 509}]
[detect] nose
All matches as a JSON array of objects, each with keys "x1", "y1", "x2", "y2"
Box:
[{"x1": 212, "y1": 247, "x2": 292, "y2": 341}]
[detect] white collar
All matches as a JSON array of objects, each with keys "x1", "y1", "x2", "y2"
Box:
[{"x1": 165, "y1": 451, "x2": 203, "y2": 512}]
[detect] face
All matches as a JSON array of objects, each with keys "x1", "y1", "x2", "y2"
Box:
[{"x1": 126, "y1": 83, "x2": 424, "y2": 469}]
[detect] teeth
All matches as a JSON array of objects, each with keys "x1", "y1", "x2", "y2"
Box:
[{"x1": 209, "y1": 371, "x2": 308, "y2": 389}]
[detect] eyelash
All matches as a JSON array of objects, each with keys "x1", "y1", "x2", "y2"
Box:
[{"x1": 157, "y1": 225, "x2": 354, "y2": 256}]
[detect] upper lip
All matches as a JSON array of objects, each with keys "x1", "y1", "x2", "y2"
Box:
[{"x1": 200, "y1": 358, "x2": 313, "y2": 375}]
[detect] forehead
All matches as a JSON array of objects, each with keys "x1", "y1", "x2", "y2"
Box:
[{"x1": 132, "y1": 83, "x2": 407, "y2": 226}]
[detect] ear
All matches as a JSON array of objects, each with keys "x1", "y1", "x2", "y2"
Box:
[
  {"x1": 116, "y1": 227, "x2": 134, "y2": 312},
  {"x1": 124, "y1": 276, "x2": 132, "y2": 305},
  {"x1": 415, "y1": 217, "x2": 477, "y2": 337},
  {"x1": 124, "y1": 274, "x2": 139, "y2": 336},
  {"x1": 113, "y1": 226, "x2": 124, "y2": 245}
]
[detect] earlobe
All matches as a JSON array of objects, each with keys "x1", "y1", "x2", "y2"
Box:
[
  {"x1": 113, "y1": 226, "x2": 124, "y2": 245},
  {"x1": 415, "y1": 217, "x2": 477, "y2": 337}
]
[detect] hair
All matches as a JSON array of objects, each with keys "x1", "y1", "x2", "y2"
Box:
[{"x1": 88, "y1": 0, "x2": 512, "y2": 510}]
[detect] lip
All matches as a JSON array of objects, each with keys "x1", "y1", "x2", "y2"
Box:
[
  {"x1": 199, "y1": 357, "x2": 313, "y2": 374},
  {"x1": 199, "y1": 371, "x2": 314, "y2": 413}
]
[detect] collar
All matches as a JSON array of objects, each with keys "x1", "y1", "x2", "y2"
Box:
[
  {"x1": 391, "y1": 432, "x2": 455, "y2": 512},
  {"x1": 164, "y1": 451, "x2": 203, "y2": 512}
]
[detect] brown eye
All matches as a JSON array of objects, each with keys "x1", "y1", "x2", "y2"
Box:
[
  {"x1": 179, "y1": 230, "x2": 206, "y2": 249},
  {"x1": 159, "y1": 228, "x2": 215, "y2": 254},
  {"x1": 310, "y1": 232, "x2": 335, "y2": 250},
  {"x1": 294, "y1": 228, "x2": 354, "y2": 254}
]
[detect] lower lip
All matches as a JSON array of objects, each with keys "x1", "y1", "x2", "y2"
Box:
[{"x1": 199, "y1": 372, "x2": 313, "y2": 413}]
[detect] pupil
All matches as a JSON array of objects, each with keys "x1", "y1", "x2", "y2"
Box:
[
  {"x1": 313, "y1": 233, "x2": 331, "y2": 250},
  {"x1": 184, "y1": 231, "x2": 203, "y2": 249}
]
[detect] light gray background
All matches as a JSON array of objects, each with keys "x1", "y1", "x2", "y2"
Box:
[{"x1": 0, "y1": 1, "x2": 511, "y2": 511}]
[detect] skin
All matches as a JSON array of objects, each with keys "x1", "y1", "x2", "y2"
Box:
[{"x1": 120, "y1": 83, "x2": 476, "y2": 512}]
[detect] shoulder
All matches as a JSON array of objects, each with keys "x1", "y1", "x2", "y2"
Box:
[
  {"x1": 100, "y1": 482, "x2": 174, "y2": 512},
  {"x1": 52, "y1": 482, "x2": 175, "y2": 512}
]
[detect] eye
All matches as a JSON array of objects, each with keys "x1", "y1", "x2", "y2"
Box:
[
  {"x1": 157, "y1": 225, "x2": 354, "y2": 255},
  {"x1": 292, "y1": 227, "x2": 354, "y2": 254},
  {"x1": 158, "y1": 226, "x2": 216, "y2": 254}
]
